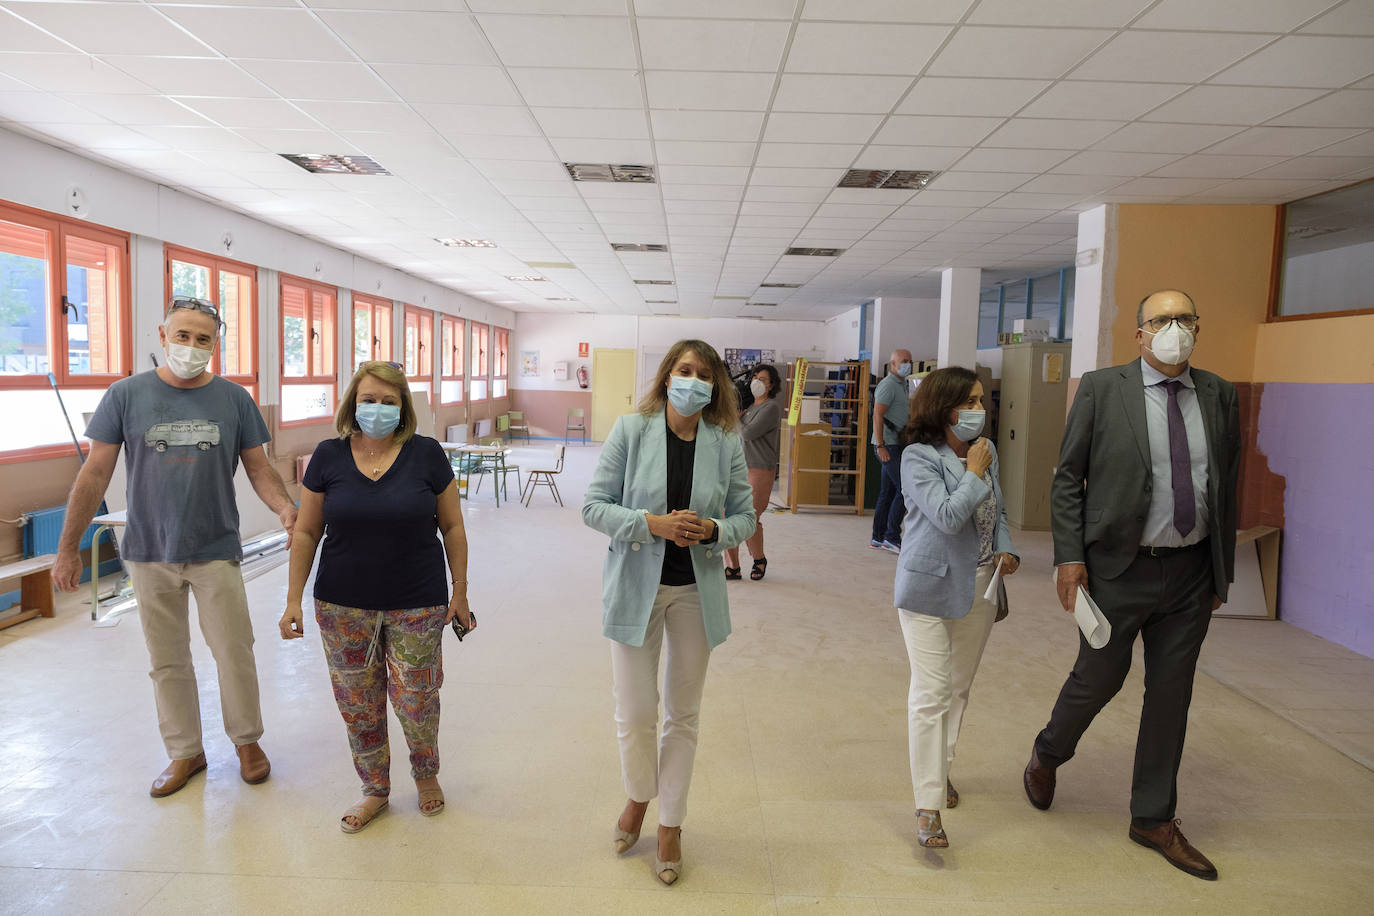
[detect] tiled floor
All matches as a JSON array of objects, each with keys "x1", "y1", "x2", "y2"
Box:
[{"x1": 2, "y1": 442, "x2": 1371, "y2": 914}]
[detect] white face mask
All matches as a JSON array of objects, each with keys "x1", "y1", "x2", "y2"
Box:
[
  {"x1": 1145, "y1": 320, "x2": 1195, "y2": 366},
  {"x1": 749, "y1": 378, "x2": 768, "y2": 399},
  {"x1": 165, "y1": 342, "x2": 213, "y2": 379}
]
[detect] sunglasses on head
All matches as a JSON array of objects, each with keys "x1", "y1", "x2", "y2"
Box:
[
  {"x1": 167, "y1": 296, "x2": 223, "y2": 325},
  {"x1": 362, "y1": 360, "x2": 404, "y2": 371}
]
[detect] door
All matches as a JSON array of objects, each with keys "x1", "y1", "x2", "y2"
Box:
[{"x1": 591, "y1": 348, "x2": 636, "y2": 441}]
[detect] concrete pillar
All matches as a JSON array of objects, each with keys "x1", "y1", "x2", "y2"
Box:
[
  {"x1": 938, "y1": 267, "x2": 981, "y2": 369},
  {"x1": 1070, "y1": 204, "x2": 1117, "y2": 379}
]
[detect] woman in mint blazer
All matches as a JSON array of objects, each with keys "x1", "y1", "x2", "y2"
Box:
[
  {"x1": 583, "y1": 339, "x2": 755, "y2": 886},
  {"x1": 893, "y1": 367, "x2": 1019, "y2": 851}
]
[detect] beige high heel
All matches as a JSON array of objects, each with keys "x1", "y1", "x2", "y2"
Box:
[
  {"x1": 655, "y1": 827, "x2": 682, "y2": 885},
  {"x1": 613, "y1": 826, "x2": 640, "y2": 855},
  {"x1": 917, "y1": 809, "x2": 948, "y2": 848}
]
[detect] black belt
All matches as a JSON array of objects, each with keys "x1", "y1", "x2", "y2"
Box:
[{"x1": 1138, "y1": 538, "x2": 1209, "y2": 558}]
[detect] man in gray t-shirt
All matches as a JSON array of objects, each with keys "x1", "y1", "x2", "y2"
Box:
[
  {"x1": 54, "y1": 299, "x2": 297, "y2": 799},
  {"x1": 871, "y1": 349, "x2": 914, "y2": 550}
]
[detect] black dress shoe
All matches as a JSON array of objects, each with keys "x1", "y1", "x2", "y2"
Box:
[
  {"x1": 1023, "y1": 747, "x2": 1056, "y2": 810},
  {"x1": 1129, "y1": 819, "x2": 1218, "y2": 880}
]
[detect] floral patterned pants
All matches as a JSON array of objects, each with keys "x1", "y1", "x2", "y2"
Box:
[{"x1": 315, "y1": 600, "x2": 446, "y2": 798}]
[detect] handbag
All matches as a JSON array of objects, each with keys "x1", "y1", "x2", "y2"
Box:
[{"x1": 994, "y1": 577, "x2": 1009, "y2": 622}]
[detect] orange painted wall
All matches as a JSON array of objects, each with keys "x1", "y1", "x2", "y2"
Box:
[
  {"x1": 1254, "y1": 315, "x2": 1374, "y2": 383},
  {"x1": 1112, "y1": 205, "x2": 1278, "y2": 383}
]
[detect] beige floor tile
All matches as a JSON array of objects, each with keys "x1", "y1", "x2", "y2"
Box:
[{"x1": 0, "y1": 865, "x2": 173, "y2": 916}]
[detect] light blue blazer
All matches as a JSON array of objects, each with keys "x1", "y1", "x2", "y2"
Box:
[
  {"x1": 894, "y1": 440, "x2": 1017, "y2": 618},
  {"x1": 582, "y1": 411, "x2": 757, "y2": 649}
]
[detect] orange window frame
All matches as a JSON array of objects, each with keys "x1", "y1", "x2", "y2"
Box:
[
  {"x1": 403, "y1": 305, "x2": 433, "y2": 383},
  {"x1": 493, "y1": 326, "x2": 509, "y2": 397},
  {"x1": 470, "y1": 320, "x2": 489, "y2": 401},
  {"x1": 440, "y1": 314, "x2": 465, "y2": 404},
  {"x1": 351, "y1": 291, "x2": 393, "y2": 371},
  {"x1": 0, "y1": 199, "x2": 132, "y2": 463},
  {"x1": 279, "y1": 274, "x2": 337, "y2": 428},
  {"x1": 164, "y1": 244, "x2": 258, "y2": 397}
]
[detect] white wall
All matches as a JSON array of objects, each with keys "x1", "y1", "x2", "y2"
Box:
[
  {"x1": 510, "y1": 312, "x2": 637, "y2": 392},
  {"x1": 1071, "y1": 204, "x2": 1116, "y2": 378},
  {"x1": 874, "y1": 297, "x2": 941, "y2": 366},
  {"x1": 824, "y1": 307, "x2": 861, "y2": 362}
]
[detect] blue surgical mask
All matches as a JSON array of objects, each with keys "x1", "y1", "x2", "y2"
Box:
[
  {"x1": 356, "y1": 403, "x2": 401, "y2": 438},
  {"x1": 895, "y1": 361, "x2": 913, "y2": 378},
  {"x1": 667, "y1": 376, "x2": 713, "y2": 417},
  {"x1": 950, "y1": 409, "x2": 985, "y2": 442}
]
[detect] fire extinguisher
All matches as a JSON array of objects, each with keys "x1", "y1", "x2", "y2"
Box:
[{"x1": 576, "y1": 365, "x2": 589, "y2": 389}]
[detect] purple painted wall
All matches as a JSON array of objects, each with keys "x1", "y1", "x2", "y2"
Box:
[{"x1": 1257, "y1": 383, "x2": 1374, "y2": 658}]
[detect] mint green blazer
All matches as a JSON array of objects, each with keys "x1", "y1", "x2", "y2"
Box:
[{"x1": 582, "y1": 411, "x2": 756, "y2": 649}]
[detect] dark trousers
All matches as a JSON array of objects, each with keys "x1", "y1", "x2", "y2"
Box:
[
  {"x1": 871, "y1": 450, "x2": 904, "y2": 544},
  {"x1": 1034, "y1": 543, "x2": 1214, "y2": 828}
]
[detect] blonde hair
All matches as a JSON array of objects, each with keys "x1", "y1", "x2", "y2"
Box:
[
  {"x1": 336, "y1": 361, "x2": 418, "y2": 444},
  {"x1": 637, "y1": 339, "x2": 739, "y2": 433}
]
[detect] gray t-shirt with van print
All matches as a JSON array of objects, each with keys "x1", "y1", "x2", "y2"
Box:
[{"x1": 84, "y1": 370, "x2": 270, "y2": 563}]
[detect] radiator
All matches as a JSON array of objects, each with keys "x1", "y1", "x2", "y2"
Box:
[
  {"x1": 296, "y1": 453, "x2": 311, "y2": 484},
  {"x1": 21, "y1": 505, "x2": 119, "y2": 582},
  {"x1": 475, "y1": 418, "x2": 492, "y2": 439},
  {"x1": 446, "y1": 423, "x2": 468, "y2": 443}
]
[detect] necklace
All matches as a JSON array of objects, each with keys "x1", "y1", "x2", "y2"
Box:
[{"x1": 358, "y1": 439, "x2": 394, "y2": 478}]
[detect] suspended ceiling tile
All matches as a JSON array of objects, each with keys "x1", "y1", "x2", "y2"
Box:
[
  {"x1": 749, "y1": 166, "x2": 847, "y2": 187},
  {"x1": 785, "y1": 22, "x2": 951, "y2": 75},
  {"x1": 928, "y1": 171, "x2": 1034, "y2": 192},
  {"x1": 549, "y1": 137, "x2": 653, "y2": 162},
  {"x1": 771, "y1": 74, "x2": 914, "y2": 114},
  {"x1": 1069, "y1": 30, "x2": 1272, "y2": 83},
  {"x1": 316, "y1": 10, "x2": 493, "y2": 66},
  {"x1": 10, "y1": 2, "x2": 212, "y2": 56},
  {"x1": 754, "y1": 143, "x2": 863, "y2": 168},
  {"x1": 448, "y1": 135, "x2": 556, "y2": 161},
  {"x1": 139, "y1": 125, "x2": 266, "y2": 151},
  {"x1": 982, "y1": 118, "x2": 1124, "y2": 149},
  {"x1": 181, "y1": 97, "x2": 321, "y2": 130},
  {"x1": 897, "y1": 77, "x2": 1051, "y2": 117},
  {"x1": 851, "y1": 145, "x2": 969, "y2": 170},
  {"x1": 873, "y1": 115, "x2": 1002, "y2": 147},
  {"x1": 1144, "y1": 86, "x2": 1328, "y2": 126},
  {"x1": 1134, "y1": 0, "x2": 1341, "y2": 33},
  {"x1": 1266, "y1": 90, "x2": 1374, "y2": 129},
  {"x1": 928, "y1": 26, "x2": 1112, "y2": 79},
  {"x1": 531, "y1": 106, "x2": 649, "y2": 139},
  {"x1": 160, "y1": 7, "x2": 353, "y2": 61},
  {"x1": 952, "y1": 147, "x2": 1074, "y2": 171},
  {"x1": 1052, "y1": 150, "x2": 1183, "y2": 175},
  {"x1": 1092, "y1": 121, "x2": 1244, "y2": 154},
  {"x1": 1147, "y1": 153, "x2": 1288, "y2": 178},
  {"x1": 651, "y1": 110, "x2": 764, "y2": 142},
  {"x1": 1203, "y1": 125, "x2": 1365, "y2": 156},
  {"x1": 637, "y1": 18, "x2": 790, "y2": 72},
  {"x1": 236, "y1": 61, "x2": 395, "y2": 102},
  {"x1": 635, "y1": 0, "x2": 797, "y2": 17},
  {"x1": 102, "y1": 56, "x2": 273, "y2": 98},
  {"x1": 1243, "y1": 156, "x2": 1374, "y2": 180},
  {"x1": 764, "y1": 112, "x2": 884, "y2": 144},
  {"x1": 1022, "y1": 81, "x2": 1188, "y2": 121},
  {"x1": 1016, "y1": 173, "x2": 1123, "y2": 195},
  {"x1": 967, "y1": 0, "x2": 1153, "y2": 27},
  {"x1": 0, "y1": 52, "x2": 152, "y2": 93},
  {"x1": 508, "y1": 68, "x2": 643, "y2": 109},
  {"x1": 643, "y1": 71, "x2": 775, "y2": 111},
  {"x1": 295, "y1": 100, "x2": 432, "y2": 133},
  {"x1": 1301, "y1": 2, "x2": 1374, "y2": 35},
  {"x1": 655, "y1": 140, "x2": 756, "y2": 166},
  {"x1": 415, "y1": 103, "x2": 542, "y2": 136},
  {"x1": 1107, "y1": 176, "x2": 1227, "y2": 196}
]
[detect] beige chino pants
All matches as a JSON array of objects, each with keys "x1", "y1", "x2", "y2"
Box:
[{"x1": 125, "y1": 560, "x2": 264, "y2": 760}]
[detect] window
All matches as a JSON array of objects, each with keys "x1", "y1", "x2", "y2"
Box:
[
  {"x1": 351, "y1": 292, "x2": 392, "y2": 372},
  {"x1": 167, "y1": 245, "x2": 257, "y2": 398},
  {"x1": 1273, "y1": 178, "x2": 1374, "y2": 319},
  {"x1": 493, "y1": 326, "x2": 509, "y2": 398},
  {"x1": 469, "y1": 320, "x2": 488, "y2": 401},
  {"x1": 978, "y1": 267, "x2": 1075, "y2": 349},
  {"x1": 403, "y1": 304, "x2": 433, "y2": 404},
  {"x1": 440, "y1": 314, "x2": 464, "y2": 405},
  {"x1": 977, "y1": 286, "x2": 1001, "y2": 349},
  {"x1": 280, "y1": 275, "x2": 336, "y2": 424},
  {"x1": 1, "y1": 200, "x2": 131, "y2": 459}
]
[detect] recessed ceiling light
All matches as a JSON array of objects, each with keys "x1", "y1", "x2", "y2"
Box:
[
  {"x1": 745, "y1": 302, "x2": 778, "y2": 307},
  {"x1": 280, "y1": 153, "x2": 390, "y2": 175},
  {"x1": 611, "y1": 242, "x2": 668, "y2": 253},
  {"x1": 634, "y1": 279, "x2": 674, "y2": 285},
  {"x1": 525, "y1": 260, "x2": 576, "y2": 269},
  {"x1": 545, "y1": 297, "x2": 578, "y2": 301},
  {"x1": 644, "y1": 299, "x2": 677, "y2": 304},
  {"x1": 838, "y1": 169, "x2": 940, "y2": 190},
  {"x1": 565, "y1": 163, "x2": 656, "y2": 183},
  {"x1": 785, "y1": 247, "x2": 846, "y2": 257},
  {"x1": 714, "y1": 296, "x2": 748, "y2": 301},
  {"x1": 436, "y1": 238, "x2": 497, "y2": 248},
  {"x1": 505, "y1": 275, "x2": 548, "y2": 282},
  {"x1": 759, "y1": 282, "x2": 803, "y2": 288}
]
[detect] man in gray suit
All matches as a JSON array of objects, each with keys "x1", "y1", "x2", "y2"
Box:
[{"x1": 1024, "y1": 289, "x2": 1239, "y2": 880}]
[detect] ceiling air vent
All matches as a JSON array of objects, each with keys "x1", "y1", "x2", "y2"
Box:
[
  {"x1": 784, "y1": 247, "x2": 846, "y2": 257},
  {"x1": 565, "y1": 163, "x2": 657, "y2": 183},
  {"x1": 436, "y1": 238, "x2": 496, "y2": 248},
  {"x1": 612, "y1": 242, "x2": 668, "y2": 253},
  {"x1": 838, "y1": 169, "x2": 939, "y2": 190},
  {"x1": 759, "y1": 282, "x2": 802, "y2": 288},
  {"x1": 281, "y1": 153, "x2": 390, "y2": 175},
  {"x1": 505, "y1": 275, "x2": 547, "y2": 282},
  {"x1": 634, "y1": 279, "x2": 674, "y2": 286}
]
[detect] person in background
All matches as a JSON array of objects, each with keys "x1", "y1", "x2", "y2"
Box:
[
  {"x1": 279, "y1": 360, "x2": 474, "y2": 834},
  {"x1": 871, "y1": 349, "x2": 914, "y2": 553},
  {"x1": 893, "y1": 366, "x2": 1018, "y2": 849},
  {"x1": 53, "y1": 296, "x2": 297, "y2": 798},
  {"x1": 583, "y1": 339, "x2": 756, "y2": 886},
  {"x1": 724, "y1": 363, "x2": 784, "y2": 582},
  {"x1": 1025, "y1": 289, "x2": 1239, "y2": 881}
]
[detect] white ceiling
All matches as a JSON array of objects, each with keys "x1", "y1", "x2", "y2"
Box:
[{"x1": 1, "y1": 0, "x2": 1371, "y2": 320}]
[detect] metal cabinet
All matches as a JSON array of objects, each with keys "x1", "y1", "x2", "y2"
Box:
[{"x1": 996, "y1": 342, "x2": 1072, "y2": 530}]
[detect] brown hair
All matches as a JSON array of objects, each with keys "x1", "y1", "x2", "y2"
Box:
[
  {"x1": 902, "y1": 366, "x2": 979, "y2": 447},
  {"x1": 335, "y1": 360, "x2": 419, "y2": 444},
  {"x1": 638, "y1": 339, "x2": 739, "y2": 433}
]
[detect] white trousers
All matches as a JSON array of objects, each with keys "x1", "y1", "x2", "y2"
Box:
[
  {"x1": 898, "y1": 564, "x2": 997, "y2": 811},
  {"x1": 609, "y1": 583, "x2": 711, "y2": 827},
  {"x1": 126, "y1": 560, "x2": 263, "y2": 759}
]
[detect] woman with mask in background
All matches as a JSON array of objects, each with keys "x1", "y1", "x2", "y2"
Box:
[
  {"x1": 893, "y1": 366, "x2": 1018, "y2": 849},
  {"x1": 278, "y1": 360, "x2": 474, "y2": 834},
  {"x1": 724, "y1": 363, "x2": 784, "y2": 581},
  {"x1": 583, "y1": 339, "x2": 756, "y2": 885}
]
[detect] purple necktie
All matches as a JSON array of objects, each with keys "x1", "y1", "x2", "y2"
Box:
[{"x1": 1162, "y1": 380, "x2": 1195, "y2": 537}]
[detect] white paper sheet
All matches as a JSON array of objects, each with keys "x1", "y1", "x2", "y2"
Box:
[
  {"x1": 983, "y1": 556, "x2": 1004, "y2": 601},
  {"x1": 1074, "y1": 586, "x2": 1111, "y2": 649}
]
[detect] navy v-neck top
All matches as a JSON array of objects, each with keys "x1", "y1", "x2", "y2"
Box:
[{"x1": 302, "y1": 434, "x2": 455, "y2": 610}]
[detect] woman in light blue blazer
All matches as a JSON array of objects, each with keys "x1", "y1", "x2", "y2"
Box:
[
  {"x1": 582, "y1": 339, "x2": 755, "y2": 886},
  {"x1": 894, "y1": 366, "x2": 1019, "y2": 849}
]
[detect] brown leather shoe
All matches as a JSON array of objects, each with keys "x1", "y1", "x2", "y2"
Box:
[
  {"x1": 235, "y1": 742, "x2": 271, "y2": 784},
  {"x1": 150, "y1": 752, "x2": 207, "y2": 798},
  {"x1": 1129, "y1": 819, "x2": 1218, "y2": 881},
  {"x1": 1023, "y1": 747, "x2": 1056, "y2": 810}
]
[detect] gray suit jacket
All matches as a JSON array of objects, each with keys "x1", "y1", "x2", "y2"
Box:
[{"x1": 1050, "y1": 360, "x2": 1240, "y2": 600}]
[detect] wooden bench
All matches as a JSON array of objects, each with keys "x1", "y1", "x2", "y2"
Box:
[{"x1": 0, "y1": 554, "x2": 56, "y2": 631}]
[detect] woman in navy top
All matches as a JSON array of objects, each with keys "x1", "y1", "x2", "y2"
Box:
[{"x1": 279, "y1": 360, "x2": 473, "y2": 834}]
